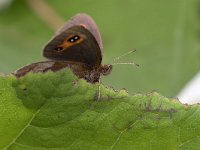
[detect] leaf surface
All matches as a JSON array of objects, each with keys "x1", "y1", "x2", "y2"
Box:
[{"x1": 0, "y1": 70, "x2": 199, "y2": 150}]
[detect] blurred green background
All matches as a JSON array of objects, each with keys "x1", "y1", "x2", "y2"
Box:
[{"x1": 0, "y1": 0, "x2": 200, "y2": 97}]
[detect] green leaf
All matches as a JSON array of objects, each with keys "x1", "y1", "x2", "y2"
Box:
[{"x1": 0, "y1": 70, "x2": 200, "y2": 150}]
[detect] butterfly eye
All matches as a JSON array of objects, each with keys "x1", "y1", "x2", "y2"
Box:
[
  {"x1": 68, "y1": 35, "x2": 80, "y2": 43},
  {"x1": 55, "y1": 47, "x2": 63, "y2": 51}
]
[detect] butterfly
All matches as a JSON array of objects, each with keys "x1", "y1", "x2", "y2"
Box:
[{"x1": 14, "y1": 13, "x2": 112, "y2": 84}]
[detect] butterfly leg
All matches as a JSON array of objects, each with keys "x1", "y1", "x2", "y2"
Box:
[{"x1": 97, "y1": 77, "x2": 101, "y2": 100}]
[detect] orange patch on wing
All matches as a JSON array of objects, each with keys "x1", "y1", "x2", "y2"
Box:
[
  {"x1": 58, "y1": 35, "x2": 84, "y2": 49},
  {"x1": 59, "y1": 41, "x2": 73, "y2": 49}
]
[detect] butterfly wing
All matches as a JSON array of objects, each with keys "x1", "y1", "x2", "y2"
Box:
[
  {"x1": 13, "y1": 60, "x2": 89, "y2": 78},
  {"x1": 43, "y1": 14, "x2": 103, "y2": 69},
  {"x1": 55, "y1": 13, "x2": 103, "y2": 51}
]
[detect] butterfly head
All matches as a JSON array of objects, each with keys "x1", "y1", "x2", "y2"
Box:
[{"x1": 99, "y1": 64, "x2": 112, "y2": 76}]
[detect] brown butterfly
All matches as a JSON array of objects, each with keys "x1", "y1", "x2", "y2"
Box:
[{"x1": 14, "y1": 13, "x2": 112, "y2": 83}]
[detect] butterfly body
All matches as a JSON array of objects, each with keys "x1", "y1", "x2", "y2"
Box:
[{"x1": 14, "y1": 60, "x2": 112, "y2": 83}]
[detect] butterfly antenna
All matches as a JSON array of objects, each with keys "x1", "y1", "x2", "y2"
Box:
[
  {"x1": 112, "y1": 62, "x2": 139, "y2": 67},
  {"x1": 113, "y1": 49, "x2": 136, "y2": 62},
  {"x1": 111, "y1": 49, "x2": 139, "y2": 67}
]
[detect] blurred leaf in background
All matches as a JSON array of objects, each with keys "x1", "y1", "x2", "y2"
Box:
[{"x1": 0, "y1": 0, "x2": 200, "y2": 97}]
